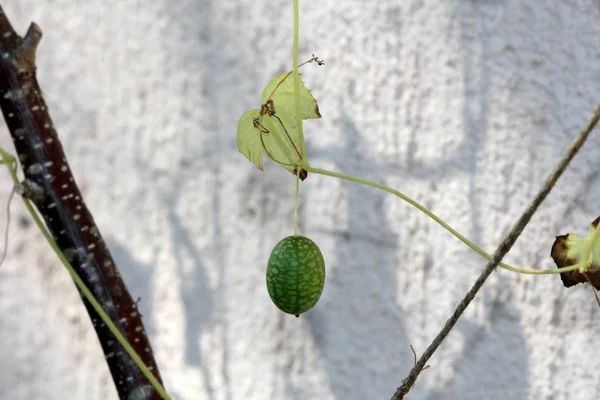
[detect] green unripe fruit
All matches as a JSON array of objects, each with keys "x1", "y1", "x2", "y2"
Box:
[{"x1": 266, "y1": 235, "x2": 326, "y2": 317}]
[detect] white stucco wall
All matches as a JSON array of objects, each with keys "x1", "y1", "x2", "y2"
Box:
[{"x1": 0, "y1": 1, "x2": 599, "y2": 399}]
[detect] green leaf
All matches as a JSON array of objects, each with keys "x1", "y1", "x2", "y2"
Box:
[
  {"x1": 236, "y1": 109, "x2": 264, "y2": 170},
  {"x1": 236, "y1": 72, "x2": 320, "y2": 180},
  {"x1": 261, "y1": 72, "x2": 321, "y2": 120}
]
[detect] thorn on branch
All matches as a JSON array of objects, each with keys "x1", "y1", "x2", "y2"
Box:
[{"x1": 409, "y1": 345, "x2": 430, "y2": 371}]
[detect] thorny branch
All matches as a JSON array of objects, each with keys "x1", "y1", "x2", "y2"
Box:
[
  {"x1": 390, "y1": 102, "x2": 600, "y2": 400},
  {"x1": 0, "y1": 6, "x2": 164, "y2": 399}
]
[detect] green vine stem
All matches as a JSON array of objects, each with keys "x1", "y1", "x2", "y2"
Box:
[
  {"x1": 305, "y1": 166, "x2": 584, "y2": 275},
  {"x1": 292, "y1": 0, "x2": 307, "y2": 161},
  {"x1": 293, "y1": 168, "x2": 301, "y2": 236},
  {"x1": 288, "y1": 0, "x2": 581, "y2": 277},
  {"x1": 0, "y1": 147, "x2": 171, "y2": 400}
]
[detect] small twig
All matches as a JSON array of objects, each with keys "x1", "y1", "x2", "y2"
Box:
[
  {"x1": 0, "y1": 185, "x2": 14, "y2": 267},
  {"x1": 409, "y1": 345, "x2": 429, "y2": 371},
  {"x1": 0, "y1": 150, "x2": 15, "y2": 268},
  {"x1": 390, "y1": 102, "x2": 600, "y2": 400}
]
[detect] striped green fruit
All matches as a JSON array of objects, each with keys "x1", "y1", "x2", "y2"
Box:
[{"x1": 266, "y1": 235, "x2": 326, "y2": 317}]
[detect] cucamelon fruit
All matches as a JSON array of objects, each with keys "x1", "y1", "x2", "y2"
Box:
[{"x1": 266, "y1": 235, "x2": 326, "y2": 317}]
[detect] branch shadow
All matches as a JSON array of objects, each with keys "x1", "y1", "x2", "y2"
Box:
[{"x1": 305, "y1": 110, "x2": 412, "y2": 399}]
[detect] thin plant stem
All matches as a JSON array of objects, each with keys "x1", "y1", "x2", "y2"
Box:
[
  {"x1": 292, "y1": 0, "x2": 307, "y2": 161},
  {"x1": 306, "y1": 166, "x2": 581, "y2": 276},
  {"x1": 294, "y1": 168, "x2": 301, "y2": 236},
  {"x1": 0, "y1": 185, "x2": 14, "y2": 267},
  {"x1": 0, "y1": 149, "x2": 15, "y2": 268},
  {"x1": 389, "y1": 101, "x2": 600, "y2": 400}
]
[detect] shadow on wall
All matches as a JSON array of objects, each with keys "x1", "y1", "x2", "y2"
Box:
[
  {"x1": 165, "y1": 183, "x2": 216, "y2": 398},
  {"x1": 429, "y1": 1, "x2": 530, "y2": 399},
  {"x1": 305, "y1": 110, "x2": 411, "y2": 399},
  {"x1": 105, "y1": 238, "x2": 156, "y2": 333},
  {"x1": 130, "y1": 0, "x2": 533, "y2": 399},
  {"x1": 144, "y1": 1, "x2": 236, "y2": 399},
  {"x1": 108, "y1": 224, "x2": 215, "y2": 400},
  {"x1": 301, "y1": 1, "x2": 530, "y2": 398}
]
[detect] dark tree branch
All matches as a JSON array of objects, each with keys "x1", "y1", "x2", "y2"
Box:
[
  {"x1": 390, "y1": 102, "x2": 600, "y2": 400},
  {"x1": 0, "y1": 6, "x2": 165, "y2": 399}
]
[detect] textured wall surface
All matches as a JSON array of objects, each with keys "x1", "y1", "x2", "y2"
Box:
[{"x1": 0, "y1": 1, "x2": 599, "y2": 399}]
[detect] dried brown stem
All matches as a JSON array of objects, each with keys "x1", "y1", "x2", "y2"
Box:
[
  {"x1": 0, "y1": 6, "x2": 164, "y2": 399},
  {"x1": 390, "y1": 102, "x2": 600, "y2": 399}
]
